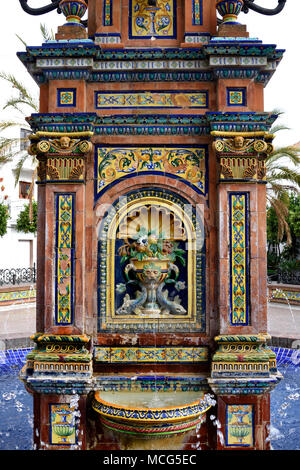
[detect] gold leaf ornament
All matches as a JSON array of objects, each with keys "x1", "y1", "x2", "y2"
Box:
[{"x1": 37, "y1": 140, "x2": 51, "y2": 153}]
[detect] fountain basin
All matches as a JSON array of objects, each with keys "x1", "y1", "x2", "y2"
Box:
[{"x1": 92, "y1": 390, "x2": 211, "y2": 438}]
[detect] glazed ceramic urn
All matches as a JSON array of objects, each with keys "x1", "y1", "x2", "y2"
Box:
[
  {"x1": 59, "y1": 0, "x2": 88, "y2": 26},
  {"x1": 216, "y1": 0, "x2": 244, "y2": 24}
]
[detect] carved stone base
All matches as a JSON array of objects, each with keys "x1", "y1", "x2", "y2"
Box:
[{"x1": 55, "y1": 24, "x2": 88, "y2": 41}]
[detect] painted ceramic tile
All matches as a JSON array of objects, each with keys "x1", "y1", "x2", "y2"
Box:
[
  {"x1": 57, "y1": 88, "x2": 76, "y2": 107},
  {"x1": 50, "y1": 404, "x2": 76, "y2": 445},
  {"x1": 192, "y1": 0, "x2": 202, "y2": 25},
  {"x1": 226, "y1": 404, "x2": 254, "y2": 447},
  {"x1": 271, "y1": 288, "x2": 300, "y2": 304},
  {"x1": 129, "y1": 0, "x2": 176, "y2": 39},
  {"x1": 95, "y1": 90, "x2": 208, "y2": 109},
  {"x1": 229, "y1": 193, "x2": 249, "y2": 325},
  {"x1": 227, "y1": 88, "x2": 247, "y2": 106},
  {"x1": 0, "y1": 288, "x2": 36, "y2": 302},
  {"x1": 95, "y1": 146, "x2": 207, "y2": 198},
  {"x1": 55, "y1": 194, "x2": 74, "y2": 325},
  {"x1": 103, "y1": 0, "x2": 113, "y2": 25},
  {"x1": 94, "y1": 347, "x2": 209, "y2": 363}
]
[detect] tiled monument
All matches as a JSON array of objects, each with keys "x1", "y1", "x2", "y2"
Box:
[{"x1": 19, "y1": 0, "x2": 286, "y2": 450}]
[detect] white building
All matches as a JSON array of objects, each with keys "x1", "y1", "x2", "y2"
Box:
[{"x1": 0, "y1": 127, "x2": 37, "y2": 269}]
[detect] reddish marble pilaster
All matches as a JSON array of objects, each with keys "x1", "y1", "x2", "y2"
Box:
[
  {"x1": 216, "y1": 394, "x2": 271, "y2": 450},
  {"x1": 33, "y1": 393, "x2": 88, "y2": 450}
]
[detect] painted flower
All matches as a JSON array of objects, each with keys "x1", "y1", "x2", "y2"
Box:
[{"x1": 162, "y1": 240, "x2": 174, "y2": 255}]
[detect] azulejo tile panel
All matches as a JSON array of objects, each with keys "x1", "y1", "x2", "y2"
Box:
[
  {"x1": 94, "y1": 347, "x2": 209, "y2": 363},
  {"x1": 97, "y1": 188, "x2": 206, "y2": 333},
  {"x1": 55, "y1": 194, "x2": 75, "y2": 325},
  {"x1": 229, "y1": 193, "x2": 250, "y2": 325},
  {"x1": 227, "y1": 87, "x2": 247, "y2": 107},
  {"x1": 95, "y1": 90, "x2": 208, "y2": 109},
  {"x1": 226, "y1": 404, "x2": 254, "y2": 447},
  {"x1": 95, "y1": 145, "x2": 207, "y2": 199},
  {"x1": 57, "y1": 88, "x2": 77, "y2": 107},
  {"x1": 50, "y1": 404, "x2": 77, "y2": 446},
  {"x1": 129, "y1": 0, "x2": 176, "y2": 39}
]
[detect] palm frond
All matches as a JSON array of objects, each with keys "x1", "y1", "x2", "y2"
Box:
[
  {"x1": 267, "y1": 195, "x2": 291, "y2": 245},
  {"x1": 15, "y1": 33, "x2": 27, "y2": 48},
  {"x1": 40, "y1": 23, "x2": 55, "y2": 42},
  {"x1": 12, "y1": 153, "x2": 32, "y2": 186},
  {"x1": 0, "y1": 72, "x2": 38, "y2": 112},
  {"x1": 0, "y1": 120, "x2": 28, "y2": 132}
]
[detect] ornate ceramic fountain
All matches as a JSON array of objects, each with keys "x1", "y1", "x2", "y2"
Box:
[{"x1": 17, "y1": 0, "x2": 287, "y2": 451}]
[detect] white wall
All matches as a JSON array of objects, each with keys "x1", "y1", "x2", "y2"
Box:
[{"x1": 0, "y1": 129, "x2": 37, "y2": 269}]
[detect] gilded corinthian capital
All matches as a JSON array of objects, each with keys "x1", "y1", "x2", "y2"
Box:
[
  {"x1": 211, "y1": 131, "x2": 273, "y2": 181},
  {"x1": 28, "y1": 131, "x2": 93, "y2": 156}
]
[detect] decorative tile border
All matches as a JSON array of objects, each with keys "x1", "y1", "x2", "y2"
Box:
[
  {"x1": 49, "y1": 403, "x2": 77, "y2": 446},
  {"x1": 226, "y1": 404, "x2": 254, "y2": 447},
  {"x1": 268, "y1": 285, "x2": 300, "y2": 305},
  {"x1": 229, "y1": 193, "x2": 250, "y2": 325},
  {"x1": 57, "y1": 88, "x2": 77, "y2": 107},
  {"x1": 55, "y1": 194, "x2": 75, "y2": 325},
  {"x1": 18, "y1": 40, "x2": 284, "y2": 87},
  {"x1": 95, "y1": 90, "x2": 208, "y2": 109},
  {"x1": 184, "y1": 34, "x2": 209, "y2": 44},
  {"x1": 192, "y1": 0, "x2": 202, "y2": 25},
  {"x1": 103, "y1": 0, "x2": 113, "y2": 26},
  {"x1": 94, "y1": 34, "x2": 121, "y2": 45},
  {"x1": 0, "y1": 287, "x2": 36, "y2": 304},
  {"x1": 94, "y1": 346, "x2": 209, "y2": 363}
]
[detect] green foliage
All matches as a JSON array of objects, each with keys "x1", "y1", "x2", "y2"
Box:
[
  {"x1": 267, "y1": 194, "x2": 300, "y2": 274},
  {"x1": 16, "y1": 201, "x2": 37, "y2": 234},
  {"x1": 0, "y1": 202, "x2": 9, "y2": 237},
  {"x1": 288, "y1": 193, "x2": 300, "y2": 237},
  {"x1": 267, "y1": 206, "x2": 280, "y2": 244}
]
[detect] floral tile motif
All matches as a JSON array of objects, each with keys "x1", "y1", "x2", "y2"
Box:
[
  {"x1": 95, "y1": 145, "x2": 207, "y2": 198},
  {"x1": 226, "y1": 404, "x2": 254, "y2": 447}
]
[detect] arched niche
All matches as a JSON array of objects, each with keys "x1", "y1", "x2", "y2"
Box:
[{"x1": 97, "y1": 188, "x2": 206, "y2": 333}]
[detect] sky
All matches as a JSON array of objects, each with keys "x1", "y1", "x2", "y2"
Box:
[{"x1": 0, "y1": 0, "x2": 299, "y2": 147}]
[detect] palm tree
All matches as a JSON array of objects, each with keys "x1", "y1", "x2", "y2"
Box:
[
  {"x1": 266, "y1": 120, "x2": 300, "y2": 246},
  {"x1": 0, "y1": 24, "x2": 54, "y2": 221}
]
